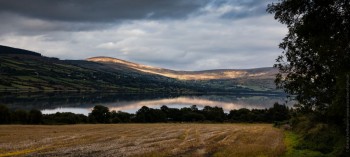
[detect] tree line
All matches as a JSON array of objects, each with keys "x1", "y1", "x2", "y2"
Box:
[{"x1": 0, "y1": 103, "x2": 290, "y2": 124}]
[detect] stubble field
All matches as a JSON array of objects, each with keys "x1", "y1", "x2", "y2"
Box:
[{"x1": 0, "y1": 124, "x2": 285, "y2": 157}]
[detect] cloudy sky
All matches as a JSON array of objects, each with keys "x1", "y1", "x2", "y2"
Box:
[{"x1": 0, "y1": 0, "x2": 286, "y2": 70}]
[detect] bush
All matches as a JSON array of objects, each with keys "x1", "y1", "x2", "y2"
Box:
[
  {"x1": 268, "y1": 103, "x2": 290, "y2": 122},
  {"x1": 43, "y1": 112, "x2": 88, "y2": 124},
  {"x1": 135, "y1": 106, "x2": 166, "y2": 123},
  {"x1": 182, "y1": 113, "x2": 205, "y2": 122},
  {"x1": 110, "y1": 111, "x2": 132, "y2": 123},
  {"x1": 12, "y1": 110, "x2": 28, "y2": 124},
  {"x1": 89, "y1": 105, "x2": 110, "y2": 123},
  {"x1": 29, "y1": 109, "x2": 42, "y2": 124},
  {"x1": 202, "y1": 106, "x2": 225, "y2": 122},
  {"x1": 0, "y1": 105, "x2": 11, "y2": 124},
  {"x1": 291, "y1": 114, "x2": 345, "y2": 156}
]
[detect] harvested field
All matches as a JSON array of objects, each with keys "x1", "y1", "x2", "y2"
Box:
[{"x1": 0, "y1": 124, "x2": 285, "y2": 157}]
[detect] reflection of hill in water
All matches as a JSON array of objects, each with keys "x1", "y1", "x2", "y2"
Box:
[
  {"x1": 0, "y1": 92, "x2": 181, "y2": 110},
  {"x1": 196, "y1": 95, "x2": 287, "y2": 103},
  {"x1": 0, "y1": 92, "x2": 293, "y2": 113}
]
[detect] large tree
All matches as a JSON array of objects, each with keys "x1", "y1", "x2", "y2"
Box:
[
  {"x1": 267, "y1": 0, "x2": 350, "y2": 113},
  {"x1": 89, "y1": 105, "x2": 110, "y2": 123}
]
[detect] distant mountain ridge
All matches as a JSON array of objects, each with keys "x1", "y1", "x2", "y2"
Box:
[
  {"x1": 0, "y1": 45, "x2": 280, "y2": 93},
  {"x1": 87, "y1": 56, "x2": 277, "y2": 80}
]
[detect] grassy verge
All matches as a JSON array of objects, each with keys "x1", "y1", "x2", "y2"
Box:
[{"x1": 282, "y1": 131, "x2": 328, "y2": 157}]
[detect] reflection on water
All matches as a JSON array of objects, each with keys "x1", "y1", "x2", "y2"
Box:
[
  {"x1": 41, "y1": 108, "x2": 91, "y2": 115},
  {"x1": 107, "y1": 96, "x2": 286, "y2": 113},
  {"x1": 0, "y1": 92, "x2": 293, "y2": 115}
]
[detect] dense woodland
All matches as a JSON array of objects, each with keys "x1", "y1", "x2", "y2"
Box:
[{"x1": 0, "y1": 103, "x2": 290, "y2": 124}]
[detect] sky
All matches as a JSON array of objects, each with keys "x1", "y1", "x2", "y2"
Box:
[{"x1": 0, "y1": 0, "x2": 287, "y2": 71}]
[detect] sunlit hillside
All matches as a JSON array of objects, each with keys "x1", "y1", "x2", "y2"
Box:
[
  {"x1": 0, "y1": 45, "x2": 281, "y2": 93},
  {"x1": 87, "y1": 57, "x2": 278, "y2": 80}
]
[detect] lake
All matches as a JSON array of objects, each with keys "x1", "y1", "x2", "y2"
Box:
[{"x1": 0, "y1": 92, "x2": 294, "y2": 115}]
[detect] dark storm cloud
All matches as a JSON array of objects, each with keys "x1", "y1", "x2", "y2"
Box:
[
  {"x1": 0, "y1": 0, "x2": 269, "y2": 35},
  {"x1": 0, "y1": 13, "x2": 112, "y2": 36},
  {"x1": 0, "y1": 0, "x2": 286, "y2": 70},
  {"x1": 0, "y1": 0, "x2": 208, "y2": 22}
]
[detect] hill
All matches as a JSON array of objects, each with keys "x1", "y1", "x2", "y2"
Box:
[
  {"x1": 87, "y1": 57, "x2": 277, "y2": 80},
  {"x1": 0, "y1": 45, "x2": 280, "y2": 93},
  {"x1": 0, "y1": 45, "x2": 41, "y2": 57},
  {"x1": 0, "y1": 45, "x2": 205, "y2": 92},
  {"x1": 88, "y1": 57, "x2": 278, "y2": 92}
]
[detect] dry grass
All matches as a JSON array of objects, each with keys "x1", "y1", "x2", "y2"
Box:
[{"x1": 0, "y1": 124, "x2": 285, "y2": 157}]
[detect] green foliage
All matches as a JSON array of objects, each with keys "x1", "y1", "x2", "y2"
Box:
[
  {"x1": 0, "y1": 104, "x2": 293, "y2": 124},
  {"x1": 110, "y1": 111, "x2": 132, "y2": 123},
  {"x1": 283, "y1": 131, "x2": 327, "y2": 157},
  {"x1": 43, "y1": 112, "x2": 88, "y2": 124},
  {"x1": 287, "y1": 115, "x2": 346, "y2": 156},
  {"x1": 268, "y1": 0, "x2": 350, "y2": 112},
  {"x1": 0, "y1": 105, "x2": 11, "y2": 124},
  {"x1": 12, "y1": 109, "x2": 28, "y2": 124},
  {"x1": 268, "y1": 1, "x2": 349, "y2": 155},
  {"x1": 182, "y1": 112, "x2": 205, "y2": 122},
  {"x1": 229, "y1": 108, "x2": 250, "y2": 122},
  {"x1": 28, "y1": 109, "x2": 43, "y2": 124},
  {"x1": 202, "y1": 106, "x2": 226, "y2": 122},
  {"x1": 328, "y1": 72, "x2": 350, "y2": 126},
  {"x1": 89, "y1": 105, "x2": 110, "y2": 123},
  {"x1": 160, "y1": 105, "x2": 183, "y2": 121},
  {"x1": 228, "y1": 103, "x2": 290, "y2": 123},
  {"x1": 142, "y1": 105, "x2": 225, "y2": 123},
  {"x1": 269, "y1": 102, "x2": 290, "y2": 122},
  {"x1": 3, "y1": 106, "x2": 79, "y2": 124},
  {"x1": 135, "y1": 106, "x2": 166, "y2": 123}
]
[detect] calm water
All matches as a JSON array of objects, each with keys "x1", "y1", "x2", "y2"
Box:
[{"x1": 0, "y1": 92, "x2": 294, "y2": 115}]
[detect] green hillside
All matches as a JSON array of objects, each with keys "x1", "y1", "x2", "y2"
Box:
[
  {"x1": 0, "y1": 45, "x2": 282, "y2": 94},
  {"x1": 0, "y1": 47, "x2": 201, "y2": 93}
]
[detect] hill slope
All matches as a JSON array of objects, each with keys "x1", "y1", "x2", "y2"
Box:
[
  {"x1": 0, "y1": 45, "x2": 280, "y2": 93},
  {"x1": 87, "y1": 57, "x2": 278, "y2": 91},
  {"x1": 0, "y1": 46, "x2": 204, "y2": 92},
  {"x1": 87, "y1": 57, "x2": 277, "y2": 80}
]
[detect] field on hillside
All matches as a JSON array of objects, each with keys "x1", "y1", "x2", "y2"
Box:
[{"x1": 0, "y1": 124, "x2": 285, "y2": 157}]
